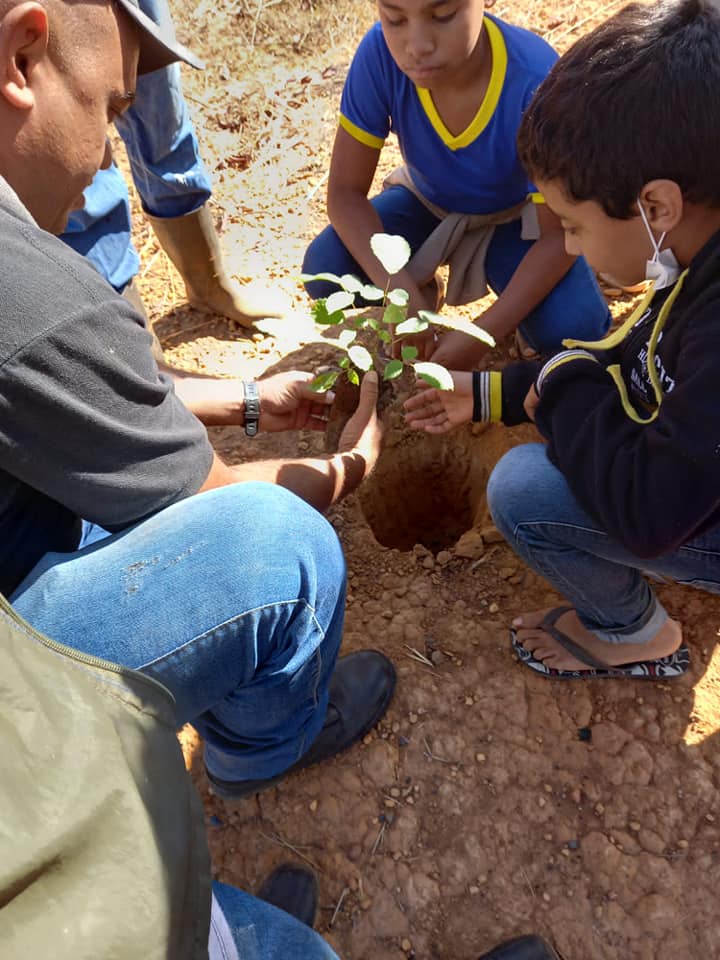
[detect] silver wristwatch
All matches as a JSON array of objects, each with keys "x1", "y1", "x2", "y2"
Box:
[{"x1": 242, "y1": 380, "x2": 260, "y2": 437}]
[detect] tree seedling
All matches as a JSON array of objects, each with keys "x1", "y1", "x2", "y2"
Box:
[{"x1": 300, "y1": 233, "x2": 495, "y2": 393}]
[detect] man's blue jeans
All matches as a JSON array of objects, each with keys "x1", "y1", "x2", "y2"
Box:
[
  {"x1": 10, "y1": 482, "x2": 345, "y2": 783},
  {"x1": 303, "y1": 185, "x2": 611, "y2": 353},
  {"x1": 213, "y1": 882, "x2": 339, "y2": 959},
  {"x1": 487, "y1": 444, "x2": 720, "y2": 644},
  {"x1": 60, "y1": 0, "x2": 212, "y2": 291}
]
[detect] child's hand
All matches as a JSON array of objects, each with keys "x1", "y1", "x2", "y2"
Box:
[
  {"x1": 431, "y1": 330, "x2": 490, "y2": 371},
  {"x1": 403, "y1": 372, "x2": 473, "y2": 433},
  {"x1": 391, "y1": 276, "x2": 444, "y2": 360},
  {"x1": 393, "y1": 328, "x2": 436, "y2": 361}
]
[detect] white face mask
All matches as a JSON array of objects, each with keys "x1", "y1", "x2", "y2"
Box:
[{"x1": 637, "y1": 197, "x2": 681, "y2": 289}]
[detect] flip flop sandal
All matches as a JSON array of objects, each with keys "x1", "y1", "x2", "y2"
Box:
[{"x1": 511, "y1": 605, "x2": 690, "y2": 680}]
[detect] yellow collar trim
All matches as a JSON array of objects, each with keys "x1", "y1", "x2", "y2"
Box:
[
  {"x1": 563, "y1": 270, "x2": 689, "y2": 424},
  {"x1": 416, "y1": 16, "x2": 507, "y2": 152}
]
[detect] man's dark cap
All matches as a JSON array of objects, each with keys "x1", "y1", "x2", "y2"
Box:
[{"x1": 114, "y1": 0, "x2": 204, "y2": 74}]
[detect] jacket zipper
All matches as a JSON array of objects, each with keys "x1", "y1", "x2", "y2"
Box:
[{"x1": 0, "y1": 593, "x2": 175, "y2": 703}]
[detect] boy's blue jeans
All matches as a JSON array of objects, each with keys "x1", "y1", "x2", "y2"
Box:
[
  {"x1": 10, "y1": 482, "x2": 345, "y2": 784},
  {"x1": 213, "y1": 882, "x2": 339, "y2": 959},
  {"x1": 303, "y1": 185, "x2": 610, "y2": 353},
  {"x1": 60, "y1": 0, "x2": 212, "y2": 291},
  {"x1": 488, "y1": 444, "x2": 720, "y2": 644}
]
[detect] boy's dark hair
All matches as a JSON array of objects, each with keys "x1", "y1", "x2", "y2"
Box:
[{"x1": 518, "y1": 0, "x2": 720, "y2": 218}]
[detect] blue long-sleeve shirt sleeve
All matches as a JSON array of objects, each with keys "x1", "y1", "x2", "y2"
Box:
[{"x1": 60, "y1": 0, "x2": 211, "y2": 290}]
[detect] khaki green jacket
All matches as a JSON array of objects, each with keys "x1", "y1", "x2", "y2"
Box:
[{"x1": 0, "y1": 596, "x2": 211, "y2": 959}]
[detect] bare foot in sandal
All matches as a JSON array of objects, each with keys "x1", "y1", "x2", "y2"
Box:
[{"x1": 513, "y1": 606, "x2": 683, "y2": 672}]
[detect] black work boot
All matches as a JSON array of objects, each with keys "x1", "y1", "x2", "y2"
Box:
[
  {"x1": 478, "y1": 935, "x2": 563, "y2": 960},
  {"x1": 207, "y1": 650, "x2": 396, "y2": 799},
  {"x1": 257, "y1": 863, "x2": 319, "y2": 928}
]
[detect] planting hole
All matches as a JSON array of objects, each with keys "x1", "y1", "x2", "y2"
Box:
[{"x1": 358, "y1": 429, "x2": 485, "y2": 552}]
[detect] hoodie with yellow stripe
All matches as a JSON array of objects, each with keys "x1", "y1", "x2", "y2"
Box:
[{"x1": 474, "y1": 229, "x2": 720, "y2": 560}]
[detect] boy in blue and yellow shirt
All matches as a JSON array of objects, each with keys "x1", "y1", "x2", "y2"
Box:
[{"x1": 303, "y1": 0, "x2": 610, "y2": 365}]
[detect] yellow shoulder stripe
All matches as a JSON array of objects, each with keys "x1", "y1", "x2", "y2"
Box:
[
  {"x1": 416, "y1": 16, "x2": 508, "y2": 151},
  {"x1": 563, "y1": 284, "x2": 656, "y2": 352},
  {"x1": 564, "y1": 269, "x2": 689, "y2": 423},
  {"x1": 338, "y1": 114, "x2": 385, "y2": 150}
]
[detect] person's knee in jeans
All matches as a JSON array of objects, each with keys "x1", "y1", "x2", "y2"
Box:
[
  {"x1": 302, "y1": 186, "x2": 440, "y2": 302},
  {"x1": 486, "y1": 220, "x2": 611, "y2": 355},
  {"x1": 519, "y1": 255, "x2": 612, "y2": 354},
  {"x1": 486, "y1": 444, "x2": 549, "y2": 547},
  {"x1": 302, "y1": 224, "x2": 361, "y2": 300}
]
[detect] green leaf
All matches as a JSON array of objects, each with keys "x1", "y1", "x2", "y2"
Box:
[
  {"x1": 338, "y1": 329, "x2": 356, "y2": 349},
  {"x1": 382, "y1": 302, "x2": 406, "y2": 327},
  {"x1": 347, "y1": 368, "x2": 360, "y2": 386},
  {"x1": 300, "y1": 271, "x2": 343, "y2": 285},
  {"x1": 365, "y1": 317, "x2": 380, "y2": 331},
  {"x1": 387, "y1": 288, "x2": 410, "y2": 307},
  {"x1": 370, "y1": 233, "x2": 411, "y2": 275},
  {"x1": 418, "y1": 310, "x2": 495, "y2": 347},
  {"x1": 339, "y1": 356, "x2": 350, "y2": 369},
  {"x1": 326, "y1": 290, "x2": 355, "y2": 314},
  {"x1": 311, "y1": 370, "x2": 340, "y2": 392},
  {"x1": 383, "y1": 359, "x2": 404, "y2": 381},
  {"x1": 396, "y1": 317, "x2": 429, "y2": 336},
  {"x1": 340, "y1": 273, "x2": 364, "y2": 293},
  {"x1": 348, "y1": 344, "x2": 373, "y2": 371},
  {"x1": 312, "y1": 300, "x2": 344, "y2": 326},
  {"x1": 377, "y1": 329, "x2": 392, "y2": 344},
  {"x1": 401, "y1": 344, "x2": 418, "y2": 361},
  {"x1": 414, "y1": 362, "x2": 454, "y2": 391},
  {"x1": 360, "y1": 284, "x2": 384, "y2": 302}
]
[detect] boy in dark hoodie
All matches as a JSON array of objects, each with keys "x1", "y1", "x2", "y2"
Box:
[{"x1": 404, "y1": 0, "x2": 720, "y2": 679}]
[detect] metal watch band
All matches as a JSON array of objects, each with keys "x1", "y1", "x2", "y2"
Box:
[{"x1": 242, "y1": 380, "x2": 260, "y2": 437}]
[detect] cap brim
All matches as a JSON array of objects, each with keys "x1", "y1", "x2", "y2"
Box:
[{"x1": 114, "y1": 0, "x2": 205, "y2": 74}]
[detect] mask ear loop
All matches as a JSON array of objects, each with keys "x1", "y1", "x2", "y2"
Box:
[{"x1": 637, "y1": 198, "x2": 666, "y2": 262}]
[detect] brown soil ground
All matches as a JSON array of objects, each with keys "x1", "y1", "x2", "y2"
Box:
[{"x1": 126, "y1": 2, "x2": 720, "y2": 956}]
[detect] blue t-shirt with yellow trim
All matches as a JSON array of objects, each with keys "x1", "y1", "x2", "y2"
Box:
[{"x1": 339, "y1": 15, "x2": 557, "y2": 214}]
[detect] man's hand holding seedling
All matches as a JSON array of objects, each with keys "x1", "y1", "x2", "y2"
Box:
[
  {"x1": 255, "y1": 371, "x2": 334, "y2": 433},
  {"x1": 336, "y1": 371, "x2": 383, "y2": 491}
]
